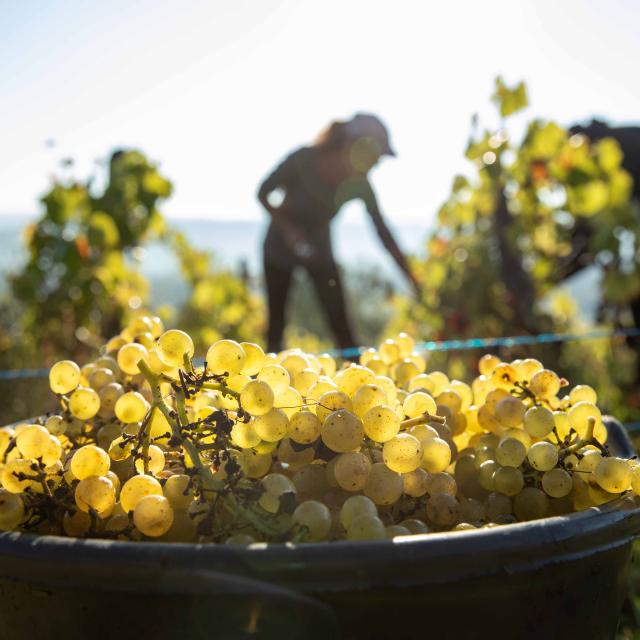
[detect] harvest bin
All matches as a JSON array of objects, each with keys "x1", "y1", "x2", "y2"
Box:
[{"x1": 0, "y1": 418, "x2": 639, "y2": 640}]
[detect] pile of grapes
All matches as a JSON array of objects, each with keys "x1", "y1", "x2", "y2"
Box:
[{"x1": 0, "y1": 317, "x2": 638, "y2": 543}]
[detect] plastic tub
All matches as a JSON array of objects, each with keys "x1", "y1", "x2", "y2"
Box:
[{"x1": 0, "y1": 417, "x2": 638, "y2": 639}]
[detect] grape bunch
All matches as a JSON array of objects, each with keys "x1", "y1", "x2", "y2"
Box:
[{"x1": 0, "y1": 319, "x2": 638, "y2": 543}]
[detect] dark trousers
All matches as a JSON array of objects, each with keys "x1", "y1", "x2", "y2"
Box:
[{"x1": 263, "y1": 259, "x2": 356, "y2": 353}]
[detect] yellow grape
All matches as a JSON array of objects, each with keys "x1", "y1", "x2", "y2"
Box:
[
  {"x1": 117, "y1": 343, "x2": 149, "y2": 376},
  {"x1": 120, "y1": 475, "x2": 163, "y2": 513},
  {"x1": 363, "y1": 405, "x2": 400, "y2": 443},
  {"x1": 383, "y1": 434, "x2": 423, "y2": 473},
  {"x1": 321, "y1": 409, "x2": 364, "y2": 453},
  {"x1": 49, "y1": 360, "x2": 81, "y2": 395},
  {"x1": 75, "y1": 476, "x2": 116, "y2": 515},
  {"x1": 69, "y1": 387, "x2": 101, "y2": 420},
  {"x1": 157, "y1": 329, "x2": 194, "y2": 367},
  {"x1": 133, "y1": 495, "x2": 174, "y2": 537},
  {"x1": 71, "y1": 445, "x2": 110, "y2": 480},
  {"x1": 206, "y1": 339, "x2": 246, "y2": 376},
  {"x1": 240, "y1": 380, "x2": 274, "y2": 416},
  {"x1": 114, "y1": 391, "x2": 149, "y2": 423}
]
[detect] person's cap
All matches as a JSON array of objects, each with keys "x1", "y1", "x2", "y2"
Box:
[{"x1": 344, "y1": 113, "x2": 396, "y2": 156}]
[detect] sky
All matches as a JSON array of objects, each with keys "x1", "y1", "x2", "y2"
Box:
[{"x1": 1, "y1": 0, "x2": 639, "y2": 227}]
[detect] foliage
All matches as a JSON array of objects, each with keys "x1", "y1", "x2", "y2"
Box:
[
  {"x1": 390, "y1": 78, "x2": 640, "y2": 421},
  {"x1": 0, "y1": 150, "x2": 262, "y2": 373}
]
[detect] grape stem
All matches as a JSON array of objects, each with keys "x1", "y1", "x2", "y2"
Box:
[{"x1": 400, "y1": 412, "x2": 447, "y2": 429}]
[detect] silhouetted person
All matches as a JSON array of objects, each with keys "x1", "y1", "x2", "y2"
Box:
[
  {"x1": 258, "y1": 114, "x2": 420, "y2": 353},
  {"x1": 570, "y1": 119, "x2": 640, "y2": 378}
]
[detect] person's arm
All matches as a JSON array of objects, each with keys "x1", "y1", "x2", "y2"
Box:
[
  {"x1": 364, "y1": 188, "x2": 421, "y2": 296},
  {"x1": 257, "y1": 153, "x2": 316, "y2": 260}
]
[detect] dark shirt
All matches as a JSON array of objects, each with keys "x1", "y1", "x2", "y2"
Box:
[{"x1": 260, "y1": 146, "x2": 378, "y2": 269}]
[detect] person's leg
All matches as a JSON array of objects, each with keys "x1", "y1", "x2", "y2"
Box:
[
  {"x1": 264, "y1": 259, "x2": 293, "y2": 353},
  {"x1": 306, "y1": 262, "x2": 357, "y2": 351}
]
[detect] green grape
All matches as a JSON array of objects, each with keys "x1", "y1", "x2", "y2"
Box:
[
  {"x1": 63, "y1": 509, "x2": 92, "y2": 537},
  {"x1": 477, "y1": 405, "x2": 502, "y2": 435},
  {"x1": 316, "y1": 391, "x2": 353, "y2": 423},
  {"x1": 117, "y1": 343, "x2": 149, "y2": 376},
  {"x1": 527, "y1": 442, "x2": 559, "y2": 471},
  {"x1": 403, "y1": 392, "x2": 437, "y2": 419},
  {"x1": 528, "y1": 369, "x2": 561, "y2": 399},
  {"x1": 321, "y1": 409, "x2": 364, "y2": 453},
  {"x1": 395, "y1": 332, "x2": 415, "y2": 357},
  {"x1": 494, "y1": 397, "x2": 526, "y2": 428},
  {"x1": 238, "y1": 450, "x2": 273, "y2": 478},
  {"x1": 292, "y1": 464, "x2": 330, "y2": 501},
  {"x1": 454, "y1": 523, "x2": 477, "y2": 531},
  {"x1": 374, "y1": 375, "x2": 397, "y2": 404},
  {"x1": 287, "y1": 411, "x2": 322, "y2": 445},
  {"x1": 553, "y1": 411, "x2": 570, "y2": 441},
  {"x1": 333, "y1": 452, "x2": 371, "y2": 491},
  {"x1": 133, "y1": 495, "x2": 174, "y2": 537},
  {"x1": 280, "y1": 352, "x2": 310, "y2": 378},
  {"x1": 577, "y1": 449, "x2": 602, "y2": 473},
  {"x1": 485, "y1": 492, "x2": 512, "y2": 520},
  {"x1": 514, "y1": 487, "x2": 548, "y2": 521},
  {"x1": 352, "y1": 384, "x2": 388, "y2": 418},
  {"x1": 502, "y1": 428, "x2": 531, "y2": 449},
  {"x1": 114, "y1": 391, "x2": 149, "y2": 424},
  {"x1": 16, "y1": 425, "x2": 62, "y2": 466},
  {"x1": 386, "y1": 524, "x2": 411, "y2": 538},
  {"x1": 335, "y1": 365, "x2": 376, "y2": 397},
  {"x1": 478, "y1": 460, "x2": 498, "y2": 491},
  {"x1": 163, "y1": 474, "x2": 194, "y2": 509},
  {"x1": 399, "y1": 518, "x2": 430, "y2": 534},
  {"x1": 630, "y1": 465, "x2": 640, "y2": 495},
  {"x1": 274, "y1": 385, "x2": 303, "y2": 419},
  {"x1": 88, "y1": 367, "x2": 115, "y2": 391},
  {"x1": 402, "y1": 468, "x2": 430, "y2": 497},
  {"x1": 0, "y1": 490, "x2": 25, "y2": 529},
  {"x1": 420, "y1": 437, "x2": 451, "y2": 473},
  {"x1": 436, "y1": 389, "x2": 463, "y2": 414},
  {"x1": 569, "y1": 384, "x2": 598, "y2": 405},
  {"x1": 226, "y1": 374, "x2": 251, "y2": 394},
  {"x1": 240, "y1": 380, "x2": 274, "y2": 417},
  {"x1": 206, "y1": 339, "x2": 246, "y2": 376},
  {"x1": 408, "y1": 373, "x2": 435, "y2": 394},
  {"x1": 257, "y1": 364, "x2": 291, "y2": 395},
  {"x1": 49, "y1": 360, "x2": 81, "y2": 395},
  {"x1": 293, "y1": 368, "x2": 319, "y2": 396},
  {"x1": 478, "y1": 354, "x2": 501, "y2": 376},
  {"x1": 408, "y1": 424, "x2": 439, "y2": 444},
  {"x1": 378, "y1": 339, "x2": 401, "y2": 365},
  {"x1": 426, "y1": 493, "x2": 458, "y2": 526},
  {"x1": 593, "y1": 457, "x2": 632, "y2": 493},
  {"x1": 541, "y1": 468, "x2": 573, "y2": 498},
  {"x1": 347, "y1": 514, "x2": 386, "y2": 540},
  {"x1": 307, "y1": 379, "x2": 338, "y2": 403},
  {"x1": 99, "y1": 382, "x2": 124, "y2": 417},
  {"x1": 108, "y1": 436, "x2": 133, "y2": 461},
  {"x1": 134, "y1": 445, "x2": 165, "y2": 475},
  {"x1": 120, "y1": 474, "x2": 163, "y2": 513},
  {"x1": 449, "y1": 380, "x2": 473, "y2": 412},
  {"x1": 393, "y1": 359, "x2": 420, "y2": 387},
  {"x1": 230, "y1": 421, "x2": 262, "y2": 449},
  {"x1": 492, "y1": 467, "x2": 524, "y2": 496},
  {"x1": 495, "y1": 437, "x2": 527, "y2": 468},
  {"x1": 364, "y1": 463, "x2": 403, "y2": 506},
  {"x1": 157, "y1": 329, "x2": 194, "y2": 367},
  {"x1": 339, "y1": 495, "x2": 378, "y2": 529},
  {"x1": 458, "y1": 497, "x2": 486, "y2": 523},
  {"x1": 523, "y1": 406, "x2": 555, "y2": 438},
  {"x1": 259, "y1": 473, "x2": 296, "y2": 513},
  {"x1": 425, "y1": 471, "x2": 457, "y2": 496},
  {"x1": 239, "y1": 342, "x2": 267, "y2": 376},
  {"x1": 567, "y1": 402, "x2": 602, "y2": 439},
  {"x1": 491, "y1": 363, "x2": 518, "y2": 390},
  {"x1": 44, "y1": 415, "x2": 66, "y2": 436},
  {"x1": 293, "y1": 500, "x2": 331, "y2": 541},
  {"x1": 317, "y1": 353, "x2": 337, "y2": 377},
  {"x1": 69, "y1": 387, "x2": 101, "y2": 420},
  {"x1": 225, "y1": 534, "x2": 256, "y2": 545},
  {"x1": 71, "y1": 445, "x2": 110, "y2": 480},
  {"x1": 383, "y1": 433, "x2": 423, "y2": 473},
  {"x1": 74, "y1": 475, "x2": 116, "y2": 516},
  {"x1": 517, "y1": 358, "x2": 543, "y2": 382},
  {"x1": 253, "y1": 408, "x2": 289, "y2": 443}
]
